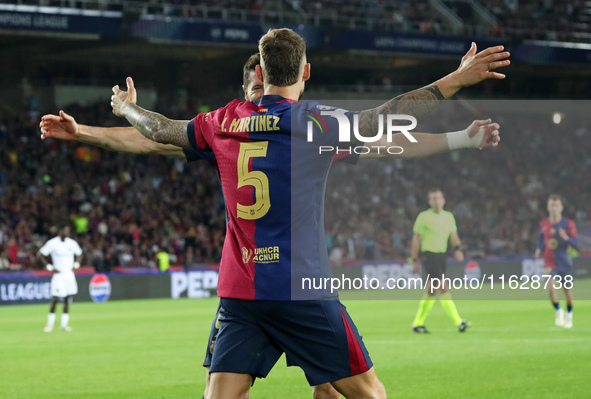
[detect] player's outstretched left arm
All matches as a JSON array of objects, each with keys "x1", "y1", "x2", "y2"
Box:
[
  {"x1": 111, "y1": 77, "x2": 192, "y2": 149},
  {"x1": 363, "y1": 119, "x2": 499, "y2": 159},
  {"x1": 40, "y1": 110, "x2": 186, "y2": 157}
]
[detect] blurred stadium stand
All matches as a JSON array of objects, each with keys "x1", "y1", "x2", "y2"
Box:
[
  {"x1": 4, "y1": 0, "x2": 591, "y2": 41},
  {"x1": 478, "y1": 0, "x2": 591, "y2": 43}
]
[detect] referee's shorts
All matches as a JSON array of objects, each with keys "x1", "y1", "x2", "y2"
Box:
[{"x1": 421, "y1": 251, "x2": 447, "y2": 280}]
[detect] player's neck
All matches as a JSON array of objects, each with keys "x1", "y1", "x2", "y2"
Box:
[
  {"x1": 549, "y1": 214, "x2": 562, "y2": 224},
  {"x1": 263, "y1": 85, "x2": 300, "y2": 101}
]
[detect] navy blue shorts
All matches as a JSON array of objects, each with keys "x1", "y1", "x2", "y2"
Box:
[
  {"x1": 203, "y1": 302, "x2": 222, "y2": 368},
  {"x1": 209, "y1": 298, "x2": 373, "y2": 386},
  {"x1": 203, "y1": 301, "x2": 301, "y2": 370}
]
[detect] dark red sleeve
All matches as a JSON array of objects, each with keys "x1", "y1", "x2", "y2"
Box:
[
  {"x1": 186, "y1": 100, "x2": 241, "y2": 151},
  {"x1": 187, "y1": 113, "x2": 211, "y2": 151}
]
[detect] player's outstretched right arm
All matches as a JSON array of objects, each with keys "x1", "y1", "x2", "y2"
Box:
[
  {"x1": 111, "y1": 77, "x2": 192, "y2": 149},
  {"x1": 40, "y1": 111, "x2": 186, "y2": 158},
  {"x1": 357, "y1": 44, "x2": 509, "y2": 132}
]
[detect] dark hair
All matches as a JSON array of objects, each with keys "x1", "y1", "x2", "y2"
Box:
[
  {"x1": 258, "y1": 28, "x2": 306, "y2": 87},
  {"x1": 242, "y1": 53, "x2": 260, "y2": 87},
  {"x1": 548, "y1": 194, "x2": 562, "y2": 202},
  {"x1": 428, "y1": 188, "x2": 443, "y2": 197}
]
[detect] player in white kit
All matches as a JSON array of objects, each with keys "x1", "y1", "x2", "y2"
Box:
[{"x1": 38, "y1": 225, "x2": 83, "y2": 332}]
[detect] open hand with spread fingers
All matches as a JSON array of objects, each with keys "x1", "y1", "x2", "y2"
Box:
[{"x1": 453, "y1": 43, "x2": 511, "y2": 88}]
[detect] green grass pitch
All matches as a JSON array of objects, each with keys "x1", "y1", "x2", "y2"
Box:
[{"x1": 1, "y1": 289, "x2": 590, "y2": 398}]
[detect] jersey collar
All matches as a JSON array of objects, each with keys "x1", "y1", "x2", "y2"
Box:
[{"x1": 256, "y1": 95, "x2": 298, "y2": 105}]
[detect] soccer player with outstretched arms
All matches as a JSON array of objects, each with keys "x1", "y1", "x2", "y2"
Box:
[
  {"x1": 41, "y1": 54, "x2": 342, "y2": 399},
  {"x1": 104, "y1": 28, "x2": 505, "y2": 398},
  {"x1": 42, "y1": 34, "x2": 508, "y2": 398}
]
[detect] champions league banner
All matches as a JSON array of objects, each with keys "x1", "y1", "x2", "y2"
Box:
[
  {"x1": 129, "y1": 16, "x2": 263, "y2": 45},
  {"x1": 1, "y1": 6, "x2": 587, "y2": 64},
  {"x1": 0, "y1": 5, "x2": 122, "y2": 36},
  {"x1": 515, "y1": 40, "x2": 591, "y2": 65},
  {"x1": 329, "y1": 30, "x2": 508, "y2": 56},
  {"x1": 0, "y1": 270, "x2": 218, "y2": 305},
  {"x1": 129, "y1": 16, "x2": 324, "y2": 48},
  {"x1": 0, "y1": 277, "x2": 52, "y2": 305}
]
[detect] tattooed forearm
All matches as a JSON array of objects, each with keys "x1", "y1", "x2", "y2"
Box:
[
  {"x1": 358, "y1": 84, "x2": 445, "y2": 136},
  {"x1": 123, "y1": 104, "x2": 191, "y2": 149},
  {"x1": 395, "y1": 84, "x2": 444, "y2": 120}
]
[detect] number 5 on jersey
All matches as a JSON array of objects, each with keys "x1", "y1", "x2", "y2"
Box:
[{"x1": 237, "y1": 141, "x2": 271, "y2": 220}]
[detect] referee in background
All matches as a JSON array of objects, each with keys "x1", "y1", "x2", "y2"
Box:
[{"x1": 410, "y1": 188, "x2": 470, "y2": 333}]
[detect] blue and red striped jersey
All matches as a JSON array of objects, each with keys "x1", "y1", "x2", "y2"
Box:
[
  {"x1": 536, "y1": 217, "x2": 578, "y2": 271},
  {"x1": 186, "y1": 95, "x2": 357, "y2": 300}
]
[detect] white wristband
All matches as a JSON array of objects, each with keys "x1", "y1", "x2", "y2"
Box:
[
  {"x1": 446, "y1": 128, "x2": 483, "y2": 150},
  {"x1": 46, "y1": 264, "x2": 54, "y2": 271},
  {"x1": 73, "y1": 262, "x2": 80, "y2": 269}
]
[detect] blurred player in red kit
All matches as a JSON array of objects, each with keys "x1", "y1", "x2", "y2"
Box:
[{"x1": 535, "y1": 194, "x2": 578, "y2": 328}]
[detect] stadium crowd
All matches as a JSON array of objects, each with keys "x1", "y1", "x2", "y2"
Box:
[
  {"x1": 303, "y1": 0, "x2": 591, "y2": 42},
  {"x1": 302, "y1": 0, "x2": 447, "y2": 35},
  {"x1": 0, "y1": 104, "x2": 226, "y2": 271},
  {"x1": 1, "y1": 101, "x2": 589, "y2": 270},
  {"x1": 479, "y1": 0, "x2": 590, "y2": 42}
]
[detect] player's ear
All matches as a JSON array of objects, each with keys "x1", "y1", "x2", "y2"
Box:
[
  {"x1": 302, "y1": 63, "x2": 311, "y2": 81},
  {"x1": 255, "y1": 65, "x2": 264, "y2": 83}
]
